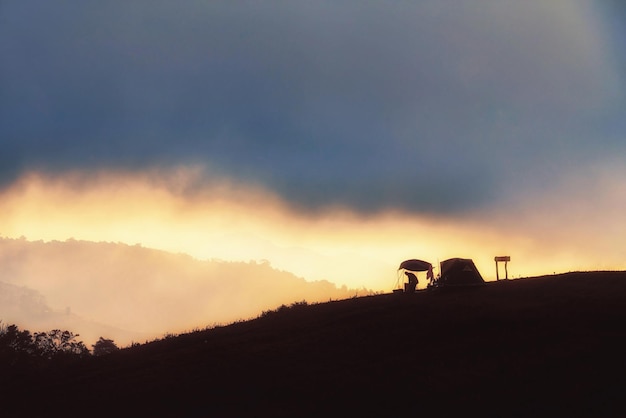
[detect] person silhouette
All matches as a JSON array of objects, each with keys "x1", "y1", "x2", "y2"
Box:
[
  {"x1": 405, "y1": 271, "x2": 418, "y2": 293},
  {"x1": 427, "y1": 265, "x2": 434, "y2": 286}
]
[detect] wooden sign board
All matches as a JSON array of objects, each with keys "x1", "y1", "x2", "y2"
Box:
[{"x1": 494, "y1": 256, "x2": 510, "y2": 262}]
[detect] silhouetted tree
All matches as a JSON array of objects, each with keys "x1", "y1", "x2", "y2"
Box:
[
  {"x1": 92, "y1": 337, "x2": 119, "y2": 356},
  {"x1": 34, "y1": 329, "x2": 90, "y2": 360},
  {"x1": 0, "y1": 322, "x2": 91, "y2": 369},
  {"x1": 0, "y1": 322, "x2": 40, "y2": 368},
  {"x1": 0, "y1": 323, "x2": 36, "y2": 355}
]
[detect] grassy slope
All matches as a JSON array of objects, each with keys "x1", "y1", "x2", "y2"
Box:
[{"x1": 4, "y1": 272, "x2": 626, "y2": 417}]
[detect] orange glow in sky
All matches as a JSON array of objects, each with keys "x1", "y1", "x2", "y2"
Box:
[{"x1": 2, "y1": 166, "x2": 625, "y2": 293}]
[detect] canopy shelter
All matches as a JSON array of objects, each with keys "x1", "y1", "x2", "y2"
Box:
[
  {"x1": 396, "y1": 259, "x2": 435, "y2": 292},
  {"x1": 398, "y1": 259, "x2": 432, "y2": 272}
]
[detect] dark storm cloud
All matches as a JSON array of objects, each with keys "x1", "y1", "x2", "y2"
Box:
[{"x1": 1, "y1": 1, "x2": 624, "y2": 213}]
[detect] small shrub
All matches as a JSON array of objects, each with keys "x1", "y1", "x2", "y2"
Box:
[{"x1": 92, "y1": 337, "x2": 119, "y2": 356}]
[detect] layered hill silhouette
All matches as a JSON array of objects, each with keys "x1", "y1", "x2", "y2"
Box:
[
  {"x1": 0, "y1": 237, "x2": 366, "y2": 346},
  {"x1": 0, "y1": 281, "x2": 142, "y2": 346},
  {"x1": 2, "y1": 271, "x2": 625, "y2": 417}
]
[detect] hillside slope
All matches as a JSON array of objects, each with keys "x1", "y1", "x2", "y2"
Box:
[{"x1": 3, "y1": 272, "x2": 626, "y2": 417}]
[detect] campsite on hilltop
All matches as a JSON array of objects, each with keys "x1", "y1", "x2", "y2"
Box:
[{"x1": 2, "y1": 271, "x2": 626, "y2": 417}]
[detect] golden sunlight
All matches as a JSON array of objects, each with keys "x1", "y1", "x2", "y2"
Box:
[{"x1": 1, "y1": 167, "x2": 624, "y2": 292}]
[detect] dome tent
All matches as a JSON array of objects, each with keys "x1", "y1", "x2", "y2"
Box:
[{"x1": 438, "y1": 258, "x2": 485, "y2": 288}]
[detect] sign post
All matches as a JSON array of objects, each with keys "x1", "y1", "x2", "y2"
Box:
[{"x1": 494, "y1": 256, "x2": 511, "y2": 281}]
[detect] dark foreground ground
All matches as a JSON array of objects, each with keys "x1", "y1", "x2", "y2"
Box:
[{"x1": 3, "y1": 272, "x2": 626, "y2": 417}]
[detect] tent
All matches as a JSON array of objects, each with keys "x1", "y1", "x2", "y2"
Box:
[{"x1": 438, "y1": 258, "x2": 485, "y2": 288}]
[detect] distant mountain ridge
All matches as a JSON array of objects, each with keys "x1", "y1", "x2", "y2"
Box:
[
  {"x1": 0, "y1": 280, "x2": 147, "y2": 346},
  {"x1": 0, "y1": 237, "x2": 367, "y2": 346},
  {"x1": 0, "y1": 281, "x2": 49, "y2": 318}
]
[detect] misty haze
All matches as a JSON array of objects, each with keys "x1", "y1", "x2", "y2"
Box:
[{"x1": 0, "y1": 237, "x2": 364, "y2": 346}]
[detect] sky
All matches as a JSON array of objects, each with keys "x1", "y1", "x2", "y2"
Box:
[{"x1": 1, "y1": 1, "x2": 626, "y2": 292}]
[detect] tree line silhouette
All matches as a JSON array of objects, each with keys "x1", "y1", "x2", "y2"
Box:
[
  {"x1": 1, "y1": 300, "x2": 314, "y2": 370},
  {"x1": 0, "y1": 321, "x2": 119, "y2": 369}
]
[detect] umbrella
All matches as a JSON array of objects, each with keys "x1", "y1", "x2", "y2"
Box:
[{"x1": 398, "y1": 259, "x2": 432, "y2": 272}]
